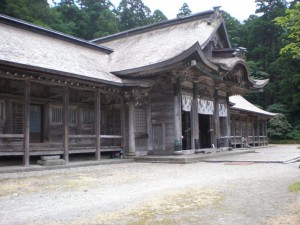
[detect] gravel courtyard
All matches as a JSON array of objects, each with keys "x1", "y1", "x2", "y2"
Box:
[{"x1": 0, "y1": 145, "x2": 300, "y2": 225}]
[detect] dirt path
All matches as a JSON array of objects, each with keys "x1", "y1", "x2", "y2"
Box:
[{"x1": 0, "y1": 146, "x2": 300, "y2": 225}]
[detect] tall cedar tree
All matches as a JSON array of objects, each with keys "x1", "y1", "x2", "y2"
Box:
[
  {"x1": 177, "y1": 2, "x2": 191, "y2": 18},
  {"x1": 117, "y1": 0, "x2": 151, "y2": 31}
]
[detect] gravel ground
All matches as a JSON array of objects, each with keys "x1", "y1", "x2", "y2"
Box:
[{"x1": 0, "y1": 145, "x2": 300, "y2": 225}]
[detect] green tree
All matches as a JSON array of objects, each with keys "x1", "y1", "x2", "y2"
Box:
[
  {"x1": 117, "y1": 0, "x2": 151, "y2": 31},
  {"x1": 222, "y1": 11, "x2": 242, "y2": 47},
  {"x1": 275, "y1": 3, "x2": 300, "y2": 59},
  {"x1": 150, "y1": 9, "x2": 168, "y2": 23},
  {"x1": 268, "y1": 114, "x2": 292, "y2": 140},
  {"x1": 176, "y1": 3, "x2": 191, "y2": 18}
]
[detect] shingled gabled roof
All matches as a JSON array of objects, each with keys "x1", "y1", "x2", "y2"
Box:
[
  {"x1": 0, "y1": 13, "x2": 123, "y2": 85},
  {"x1": 92, "y1": 8, "x2": 268, "y2": 90},
  {"x1": 93, "y1": 9, "x2": 228, "y2": 75}
]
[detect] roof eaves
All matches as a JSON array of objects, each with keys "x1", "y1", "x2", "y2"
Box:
[
  {"x1": 92, "y1": 10, "x2": 215, "y2": 43},
  {"x1": 0, "y1": 13, "x2": 113, "y2": 54}
]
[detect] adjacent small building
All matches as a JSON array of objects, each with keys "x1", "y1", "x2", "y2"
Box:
[{"x1": 0, "y1": 7, "x2": 275, "y2": 165}]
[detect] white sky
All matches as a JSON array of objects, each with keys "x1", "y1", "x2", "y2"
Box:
[{"x1": 110, "y1": 0, "x2": 258, "y2": 22}]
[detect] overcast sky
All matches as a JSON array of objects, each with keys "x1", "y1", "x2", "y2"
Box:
[{"x1": 110, "y1": 0, "x2": 259, "y2": 22}]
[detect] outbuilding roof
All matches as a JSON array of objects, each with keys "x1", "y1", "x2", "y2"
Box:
[{"x1": 229, "y1": 95, "x2": 276, "y2": 117}]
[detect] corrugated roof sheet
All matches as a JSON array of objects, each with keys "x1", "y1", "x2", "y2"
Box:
[{"x1": 230, "y1": 95, "x2": 276, "y2": 117}]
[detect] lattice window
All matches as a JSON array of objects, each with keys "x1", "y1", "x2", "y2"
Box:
[
  {"x1": 50, "y1": 106, "x2": 77, "y2": 124},
  {"x1": 51, "y1": 106, "x2": 63, "y2": 124},
  {"x1": 0, "y1": 101, "x2": 5, "y2": 120},
  {"x1": 134, "y1": 107, "x2": 147, "y2": 132},
  {"x1": 83, "y1": 109, "x2": 94, "y2": 124}
]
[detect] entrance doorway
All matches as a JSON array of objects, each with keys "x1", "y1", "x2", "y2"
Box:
[
  {"x1": 199, "y1": 114, "x2": 211, "y2": 148},
  {"x1": 30, "y1": 104, "x2": 43, "y2": 143},
  {"x1": 181, "y1": 111, "x2": 191, "y2": 150}
]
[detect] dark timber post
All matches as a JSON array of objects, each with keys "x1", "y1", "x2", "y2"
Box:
[
  {"x1": 128, "y1": 101, "x2": 136, "y2": 156},
  {"x1": 257, "y1": 118, "x2": 260, "y2": 146},
  {"x1": 214, "y1": 88, "x2": 220, "y2": 148},
  {"x1": 95, "y1": 88, "x2": 101, "y2": 160},
  {"x1": 173, "y1": 77, "x2": 183, "y2": 155},
  {"x1": 226, "y1": 92, "x2": 231, "y2": 148},
  {"x1": 192, "y1": 83, "x2": 200, "y2": 152},
  {"x1": 23, "y1": 80, "x2": 30, "y2": 166},
  {"x1": 63, "y1": 85, "x2": 69, "y2": 163}
]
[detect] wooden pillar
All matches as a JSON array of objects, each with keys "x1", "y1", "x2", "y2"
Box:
[
  {"x1": 23, "y1": 80, "x2": 30, "y2": 166},
  {"x1": 225, "y1": 93, "x2": 231, "y2": 147},
  {"x1": 233, "y1": 116, "x2": 236, "y2": 149},
  {"x1": 43, "y1": 103, "x2": 50, "y2": 143},
  {"x1": 253, "y1": 118, "x2": 256, "y2": 146},
  {"x1": 120, "y1": 98, "x2": 127, "y2": 153},
  {"x1": 63, "y1": 85, "x2": 69, "y2": 163},
  {"x1": 256, "y1": 118, "x2": 260, "y2": 146},
  {"x1": 265, "y1": 120, "x2": 269, "y2": 145},
  {"x1": 263, "y1": 120, "x2": 266, "y2": 145},
  {"x1": 128, "y1": 101, "x2": 136, "y2": 156},
  {"x1": 214, "y1": 88, "x2": 220, "y2": 148},
  {"x1": 147, "y1": 103, "x2": 153, "y2": 151},
  {"x1": 173, "y1": 77, "x2": 183, "y2": 154},
  {"x1": 95, "y1": 89, "x2": 101, "y2": 160},
  {"x1": 192, "y1": 83, "x2": 200, "y2": 151}
]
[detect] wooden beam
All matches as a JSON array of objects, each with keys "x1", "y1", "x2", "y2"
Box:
[
  {"x1": 95, "y1": 88, "x2": 101, "y2": 160},
  {"x1": 23, "y1": 80, "x2": 30, "y2": 166},
  {"x1": 225, "y1": 93, "x2": 231, "y2": 147},
  {"x1": 63, "y1": 85, "x2": 69, "y2": 163}
]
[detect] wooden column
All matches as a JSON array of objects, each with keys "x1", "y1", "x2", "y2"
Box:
[
  {"x1": 95, "y1": 89, "x2": 101, "y2": 160},
  {"x1": 225, "y1": 93, "x2": 231, "y2": 147},
  {"x1": 253, "y1": 119, "x2": 256, "y2": 146},
  {"x1": 147, "y1": 103, "x2": 153, "y2": 151},
  {"x1": 173, "y1": 77, "x2": 183, "y2": 154},
  {"x1": 233, "y1": 116, "x2": 236, "y2": 149},
  {"x1": 256, "y1": 118, "x2": 260, "y2": 146},
  {"x1": 128, "y1": 101, "x2": 136, "y2": 156},
  {"x1": 265, "y1": 120, "x2": 269, "y2": 145},
  {"x1": 63, "y1": 85, "x2": 69, "y2": 163},
  {"x1": 192, "y1": 83, "x2": 200, "y2": 151},
  {"x1": 23, "y1": 80, "x2": 30, "y2": 166},
  {"x1": 120, "y1": 98, "x2": 127, "y2": 153},
  {"x1": 213, "y1": 88, "x2": 220, "y2": 148}
]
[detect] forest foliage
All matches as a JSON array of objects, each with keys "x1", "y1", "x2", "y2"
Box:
[{"x1": 0, "y1": 0, "x2": 300, "y2": 140}]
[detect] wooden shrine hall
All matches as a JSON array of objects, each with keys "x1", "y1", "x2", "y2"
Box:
[{"x1": 0, "y1": 7, "x2": 275, "y2": 165}]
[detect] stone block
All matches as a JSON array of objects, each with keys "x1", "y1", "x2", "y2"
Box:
[{"x1": 41, "y1": 155, "x2": 60, "y2": 160}]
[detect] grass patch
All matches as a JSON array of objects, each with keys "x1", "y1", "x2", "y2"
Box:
[{"x1": 289, "y1": 182, "x2": 300, "y2": 192}]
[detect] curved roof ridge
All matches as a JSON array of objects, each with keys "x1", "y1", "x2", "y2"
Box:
[
  {"x1": 92, "y1": 10, "x2": 215, "y2": 43},
  {"x1": 208, "y1": 57, "x2": 269, "y2": 88}
]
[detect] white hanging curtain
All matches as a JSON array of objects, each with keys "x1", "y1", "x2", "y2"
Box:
[
  {"x1": 182, "y1": 95, "x2": 193, "y2": 112},
  {"x1": 218, "y1": 103, "x2": 228, "y2": 117},
  {"x1": 198, "y1": 98, "x2": 214, "y2": 115}
]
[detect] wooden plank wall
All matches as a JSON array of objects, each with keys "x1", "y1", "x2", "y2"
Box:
[{"x1": 149, "y1": 77, "x2": 175, "y2": 152}]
